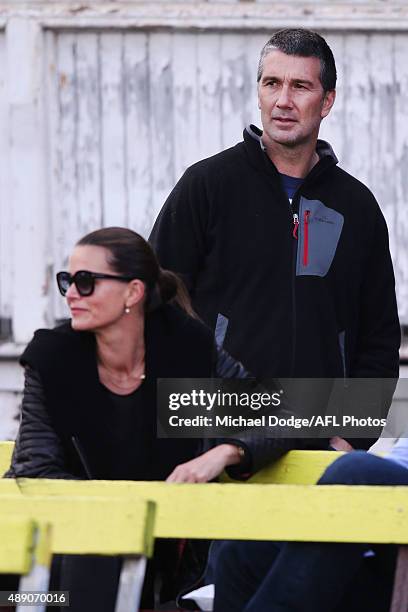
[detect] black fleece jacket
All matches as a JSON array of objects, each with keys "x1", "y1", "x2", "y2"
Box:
[{"x1": 150, "y1": 126, "x2": 401, "y2": 439}]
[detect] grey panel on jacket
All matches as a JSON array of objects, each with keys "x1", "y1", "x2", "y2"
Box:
[
  {"x1": 215, "y1": 313, "x2": 229, "y2": 348},
  {"x1": 338, "y1": 330, "x2": 346, "y2": 378},
  {"x1": 296, "y1": 197, "x2": 344, "y2": 277}
]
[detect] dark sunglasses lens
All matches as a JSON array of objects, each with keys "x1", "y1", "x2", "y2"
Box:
[
  {"x1": 57, "y1": 273, "x2": 71, "y2": 296},
  {"x1": 75, "y1": 272, "x2": 94, "y2": 296}
]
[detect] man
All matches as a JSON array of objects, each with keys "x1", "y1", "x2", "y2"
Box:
[
  {"x1": 150, "y1": 28, "x2": 400, "y2": 455},
  {"x1": 150, "y1": 28, "x2": 401, "y2": 610}
]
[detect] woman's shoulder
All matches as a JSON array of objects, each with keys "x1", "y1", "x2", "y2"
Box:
[{"x1": 20, "y1": 321, "x2": 92, "y2": 369}]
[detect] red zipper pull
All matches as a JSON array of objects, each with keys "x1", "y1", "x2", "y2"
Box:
[
  {"x1": 292, "y1": 213, "x2": 299, "y2": 239},
  {"x1": 303, "y1": 210, "x2": 310, "y2": 266}
]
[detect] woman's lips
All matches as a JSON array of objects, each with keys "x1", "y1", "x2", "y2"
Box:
[{"x1": 70, "y1": 307, "x2": 87, "y2": 314}]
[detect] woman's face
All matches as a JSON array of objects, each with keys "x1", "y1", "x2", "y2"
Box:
[{"x1": 66, "y1": 245, "x2": 135, "y2": 332}]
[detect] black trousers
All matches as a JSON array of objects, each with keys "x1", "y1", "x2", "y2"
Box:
[{"x1": 214, "y1": 452, "x2": 407, "y2": 612}]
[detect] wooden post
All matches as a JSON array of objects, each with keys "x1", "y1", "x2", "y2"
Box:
[
  {"x1": 6, "y1": 18, "x2": 50, "y2": 343},
  {"x1": 390, "y1": 545, "x2": 408, "y2": 612}
]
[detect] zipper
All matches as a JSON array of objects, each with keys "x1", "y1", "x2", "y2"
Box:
[
  {"x1": 290, "y1": 197, "x2": 300, "y2": 377},
  {"x1": 292, "y1": 213, "x2": 299, "y2": 239},
  {"x1": 303, "y1": 210, "x2": 311, "y2": 266}
]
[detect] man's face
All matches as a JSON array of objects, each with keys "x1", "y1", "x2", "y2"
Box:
[{"x1": 258, "y1": 50, "x2": 335, "y2": 148}]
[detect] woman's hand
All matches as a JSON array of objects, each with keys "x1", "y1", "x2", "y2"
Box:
[
  {"x1": 329, "y1": 436, "x2": 354, "y2": 452},
  {"x1": 166, "y1": 444, "x2": 243, "y2": 483}
]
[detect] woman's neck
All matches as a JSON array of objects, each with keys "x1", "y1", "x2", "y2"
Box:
[{"x1": 95, "y1": 314, "x2": 145, "y2": 376}]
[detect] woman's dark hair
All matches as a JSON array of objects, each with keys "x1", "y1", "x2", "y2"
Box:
[{"x1": 77, "y1": 227, "x2": 196, "y2": 317}]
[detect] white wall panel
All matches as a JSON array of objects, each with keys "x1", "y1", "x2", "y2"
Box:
[
  {"x1": 100, "y1": 32, "x2": 127, "y2": 227},
  {"x1": 1, "y1": 6, "x2": 408, "y2": 438},
  {"x1": 3, "y1": 26, "x2": 405, "y2": 334},
  {"x1": 0, "y1": 31, "x2": 12, "y2": 325},
  {"x1": 124, "y1": 32, "x2": 153, "y2": 236},
  {"x1": 394, "y1": 33, "x2": 408, "y2": 322},
  {"x1": 172, "y1": 32, "x2": 199, "y2": 182},
  {"x1": 197, "y1": 33, "x2": 223, "y2": 161}
]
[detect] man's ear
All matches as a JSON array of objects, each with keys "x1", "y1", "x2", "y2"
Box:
[{"x1": 321, "y1": 89, "x2": 336, "y2": 119}]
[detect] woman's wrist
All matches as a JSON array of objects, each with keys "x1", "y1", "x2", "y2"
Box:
[{"x1": 215, "y1": 443, "x2": 245, "y2": 466}]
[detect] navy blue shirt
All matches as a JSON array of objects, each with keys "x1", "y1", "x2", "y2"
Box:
[{"x1": 280, "y1": 173, "x2": 303, "y2": 201}]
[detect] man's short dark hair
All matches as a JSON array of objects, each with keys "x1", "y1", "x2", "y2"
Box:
[{"x1": 257, "y1": 28, "x2": 337, "y2": 92}]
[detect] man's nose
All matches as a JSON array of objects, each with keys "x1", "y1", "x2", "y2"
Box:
[{"x1": 276, "y1": 84, "x2": 293, "y2": 109}]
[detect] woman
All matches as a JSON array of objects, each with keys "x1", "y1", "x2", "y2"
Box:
[{"x1": 6, "y1": 227, "x2": 254, "y2": 609}]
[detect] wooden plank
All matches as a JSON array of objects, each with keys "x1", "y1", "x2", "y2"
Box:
[
  {"x1": 0, "y1": 440, "x2": 14, "y2": 474},
  {"x1": 319, "y1": 32, "x2": 346, "y2": 162},
  {"x1": 390, "y1": 546, "x2": 408, "y2": 612},
  {"x1": 148, "y1": 32, "x2": 175, "y2": 220},
  {"x1": 197, "y1": 32, "x2": 222, "y2": 160},
  {"x1": 341, "y1": 33, "x2": 371, "y2": 186},
  {"x1": 76, "y1": 31, "x2": 102, "y2": 234},
  {"x1": 244, "y1": 32, "x2": 265, "y2": 128},
  {"x1": 394, "y1": 33, "x2": 408, "y2": 325},
  {"x1": 0, "y1": 494, "x2": 155, "y2": 556},
  {"x1": 54, "y1": 31, "x2": 80, "y2": 298},
  {"x1": 100, "y1": 31, "x2": 127, "y2": 227},
  {"x1": 0, "y1": 517, "x2": 36, "y2": 574},
  {"x1": 220, "y1": 32, "x2": 247, "y2": 150},
  {"x1": 123, "y1": 31, "x2": 152, "y2": 238},
  {"x1": 172, "y1": 31, "x2": 199, "y2": 182},
  {"x1": 45, "y1": 29, "x2": 73, "y2": 322},
  {"x1": 221, "y1": 449, "x2": 342, "y2": 484},
  {"x1": 115, "y1": 557, "x2": 147, "y2": 612},
  {"x1": 368, "y1": 33, "x2": 396, "y2": 261},
  {"x1": 0, "y1": 445, "x2": 339, "y2": 486},
  {"x1": 7, "y1": 18, "x2": 49, "y2": 343},
  {"x1": 5, "y1": 2, "x2": 408, "y2": 32},
  {"x1": 11, "y1": 479, "x2": 408, "y2": 544},
  {"x1": 0, "y1": 31, "x2": 13, "y2": 324}
]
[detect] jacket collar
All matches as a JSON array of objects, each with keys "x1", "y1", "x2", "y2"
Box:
[{"x1": 243, "y1": 124, "x2": 338, "y2": 188}]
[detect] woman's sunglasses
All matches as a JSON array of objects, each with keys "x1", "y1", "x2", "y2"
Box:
[{"x1": 56, "y1": 270, "x2": 135, "y2": 297}]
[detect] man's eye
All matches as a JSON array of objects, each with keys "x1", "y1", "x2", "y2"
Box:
[{"x1": 294, "y1": 83, "x2": 307, "y2": 89}]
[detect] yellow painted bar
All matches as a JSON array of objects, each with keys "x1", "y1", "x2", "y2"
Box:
[
  {"x1": 0, "y1": 441, "x2": 14, "y2": 475},
  {"x1": 0, "y1": 517, "x2": 36, "y2": 574},
  {"x1": 0, "y1": 494, "x2": 156, "y2": 557},
  {"x1": 11, "y1": 479, "x2": 408, "y2": 544},
  {"x1": 36, "y1": 522, "x2": 53, "y2": 568},
  {"x1": 221, "y1": 450, "x2": 344, "y2": 484},
  {"x1": 0, "y1": 479, "x2": 20, "y2": 493},
  {"x1": 1, "y1": 446, "x2": 342, "y2": 484}
]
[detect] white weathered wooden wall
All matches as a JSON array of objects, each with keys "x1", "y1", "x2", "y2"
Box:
[
  {"x1": 1, "y1": 1, "x2": 408, "y2": 438},
  {"x1": 24, "y1": 28, "x2": 408, "y2": 324}
]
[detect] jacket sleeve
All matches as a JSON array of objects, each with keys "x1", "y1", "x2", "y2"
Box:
[
  {"x1": 351, "y1": 204, "x2": 401, "y2": 412},
  {"x1": 4, "y1": 367, "x2": 77, "y2": 479},
  {"x1": 213, "y1": 346, "x2": 302, "y2": 479},
  {"x1": 149, "y1": 167, "x2": 210, "y2": 294}
]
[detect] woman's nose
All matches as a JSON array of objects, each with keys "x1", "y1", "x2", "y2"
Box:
[{"x1": 66, "y1": 281, "x2": 79, "y2": 299}]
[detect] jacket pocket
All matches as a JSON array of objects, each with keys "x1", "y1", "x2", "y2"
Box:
[{"x1": 296, "y1": 197, "x2": 344, "y2": 277}]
